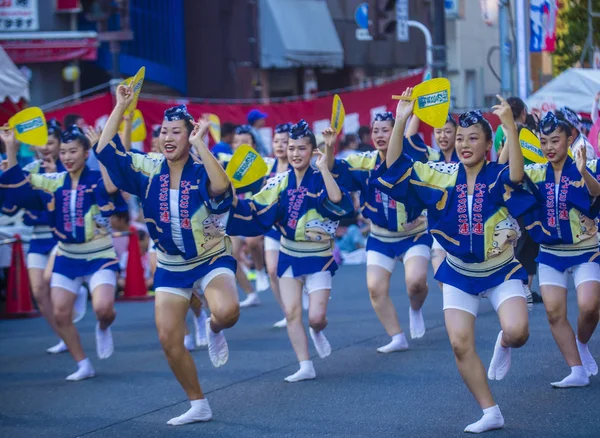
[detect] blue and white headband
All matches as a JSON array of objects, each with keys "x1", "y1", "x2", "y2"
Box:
[
  {"x1": 290, "y1": 119, "x2": 312, "y2": 140},
  {"x1": 373, "y1": 112, "x2": 394, "y2": 122},
  {"x1": 539, "y1": 112, "x2": 560, "y2": 135},
  {"x1": 61, "y1": 124, "x2": 85, "y2": 143},
  {"x1": 557, "y1": 106, "x2": 579, "y2": 130},
  {"x1": 164, "y1": 104, "x2": 194, "y2": 123},
  {"x1": 458, "y1": 110, "x2": 492, "y2": 132},
  {"x1": 275, "y1": 123, "x2": 292, "y2": 134}
]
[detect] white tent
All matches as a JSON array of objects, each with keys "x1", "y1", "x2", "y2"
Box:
[
  {"x1": 0, "y1": 45, "x2": 29, "y2": 103},
  {"x1": 526, "y1": 68, "x2": 600, "y2": 115}
]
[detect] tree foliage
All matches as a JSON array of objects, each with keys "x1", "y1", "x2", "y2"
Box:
[{"x1": 555, "y1": 0, "x2": 600, "y2": 72}]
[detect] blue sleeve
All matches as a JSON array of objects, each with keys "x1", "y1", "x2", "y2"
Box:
[
  {"x1": 94, "y1": 179, "x2": 129, "y2": 217},
  {"x1": 369, "y1": 154, "x2": 414, "y2": 202},
  {"x1": 227, "y1": 198, "x2": 278, "y2": 237},
  {"x1": 0, "y1": 165, "x2": 46, "y2": 212},
  {"x1": 197, "y1": 169, "x2": 233, "y2": 215},
  {"x1": 94, "y1": 134, "x2": 149, "y2": 197},
  {"x1": 332, "y1": 159, "x2": 366, "y2": 192},
  {"x1": 227, "y1": 175, "x2": 285, "y2": 236},
  {"x1": 316, "y1": 174, "x2": 355, "y2": 220},
  {"x1": 489, "y1": 166, "x2": 542, "y2": 218}
]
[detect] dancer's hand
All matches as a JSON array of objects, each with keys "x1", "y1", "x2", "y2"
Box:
[{"x1": 395, "y1": 87, "x2": 415, "y2": 122}]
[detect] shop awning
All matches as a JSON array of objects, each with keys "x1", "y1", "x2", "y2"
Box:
[
  {"x1": 0, "y1": 45, "x2": 29, "y2": 103},
  {"x1": 0, "y1": 31, "x2": 98, "y2": 64},
  {"x1": 259, "y1": 0, "x2": 343, "y2": 69}
]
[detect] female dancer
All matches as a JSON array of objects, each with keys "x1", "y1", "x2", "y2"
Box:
[
  {"x1": 228, "y1": 120, "x2": 353, "y2": 382},
  {"x1": 326, "y1": 111, "x2": 431, "y2": 351},
  {"x1": 516, "y1": 112, "x2": 600, "y2": 387},
  {"x1": 264, "y1": 123, "x2": 292, "y2": 328},
  {"x1": 96, "y1": 85, "x2": 239, "y2": 426},
  {"x1": 429, "y1": 115, "x2": 459, "y2": 275},
  {"x1": 2, "y1": 120, "x2": 87, "y2": 353},
  {"x1": 228, "y1": 125, "x2": 266, "y2": 307},
  {"x1": 373, "y1": 91, "x2": 534, "y2": 433},
  {"x1": 0, "y1": 124, "x2": 122, "y2": 381}
]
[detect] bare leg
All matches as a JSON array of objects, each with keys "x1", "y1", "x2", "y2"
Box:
[
  {"x1": 575, "y1": 281, "x2": 600, "y2": 377},
  {"x1": 203, "y1": 273, "x2": 240, "y2": 368},
  {"x1": 576, "y1": 281, "x2": 600, "y2": 344},
  {"x1": 51, "y1": 288, "x2": 86, "y2": 362},
  {"x1": 404, "y1": 255, "x2": 429, "y2": 339},
  {"x1": 280, "y1": 276, "x2": 316, "y2": 382},
  {"x1": 232, "y1": 236, "x2": 255, "y2": 296},
  {"x1": 247, "y1": 236, "x2": 265, "y2": 271},
  {"x1": 280, "y1": 277, "x2": 308, "y2": 361},
  {"x1": 445, "y1": 308, "x2": 496, "y2": 408},
  {"x1": 29, "y1": 267, "x2": 60, "y2": 335},
  {"x1": 542, "y1": 284, "x2": 589, "y2": 387},
  {"x1": 542, "y1": 285, "x2": 582, "y2": 366},
  {"x1": 265, "y1": 249, "x2": 285, "y2": 323},
  {"x1": 366, "y1": 265, "x2": 401, "y2": 336},
  {"x1": 155, "y1": 292, "x2": 203, "y2": 400}
]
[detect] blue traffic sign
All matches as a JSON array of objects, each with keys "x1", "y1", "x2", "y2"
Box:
[{"x1": 355, "y1": 2, "x2": 368, "y2": 29}]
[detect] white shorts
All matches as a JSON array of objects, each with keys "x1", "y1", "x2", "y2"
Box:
[
  {"x1": 264, "y1": 236, "x2": 280, "y2": 252},
  {"x1": 51, "y1": 269, "x2": 117, "y2": 295},
  {"x1": 27, "y1": 253, "x2": 49, "y2": 270},
  {"x1": 281, "y1": 266, "x2": 332, "y2": 294},
  {"x1": 431, "y1": 237, "x2": 444, "y2": 252},
  {"x1": 155, "y1": 268, "x2": 235, "y2": 300},
  {"x1": 538, "y1": 262, "x2": 600, "y2": 289},
  {"x1": 366, "y1": 244, "x2": 431, "y2": 273},
  {"x1": 442, "y1": 279, "x2": 526, "y2": 317}
]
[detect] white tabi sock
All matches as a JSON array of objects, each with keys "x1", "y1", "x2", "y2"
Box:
[
  {"x1": 167, "y1": 398, "x2": 213, "y2": 425},
  {"x1": 577, "y1": 338, "x2": 598, "y2": 377},
  {"x1": 285, "y1": 360, "x2": 316, "y2": 382},
  {"x1": 377, "y1": 333, "x2": 409, "y2": 354},
  {"x1": 488, "y1": 331, "x2": 512, "y2": 380},
  {"x1": 551, "y1": 366, "x2": 590, "y2": 388},
  {"x1": 66, "y1": 358, "x2": 95, "y2": 381},
  {"x1": 409, "y1": 307, "x2": 426, "y2": 339},
  {"x1": 464, "y1": 405, "x2": 504, "y2": 433}
]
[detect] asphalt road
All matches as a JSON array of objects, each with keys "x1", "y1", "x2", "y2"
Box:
[{"x1": 1, "y1": 264, "x2": 599, "y2": 438}]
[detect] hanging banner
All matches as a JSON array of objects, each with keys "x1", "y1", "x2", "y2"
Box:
[
  {"x1": 530, "y1": 0, "x2": 545, "y2": 52},
  {"x1": 45, "y1": 70, "x2": 503, "y2": 153},
  {"x1": 0, "y1": 0, "x2": 38, "y2": 31},
  {"x1": 543, "y1": 0, "x2": 558, "y2": 52}
]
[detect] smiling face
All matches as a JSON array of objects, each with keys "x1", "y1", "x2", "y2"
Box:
[
  {"x1": 455, "y1": 124, "x2": 491, "y2": 167},
  {"x1": 288, "y1": 136, "x2": 313, "y2": 171},
  {"x1": 59, "y1": 140, "x2": 88, "y2": 174},
  {"x1": 159, "y1": 120, "x2": 191, "y2": 162},
  {"x1": 434, "y1": 122, "x2": 457, "y2": 153},
  {"x1": 41, "y1": 135, "x2": 60, "y2": 161},
  {"x1": 371, "y1": 120, "x2": 393, "y2": 151},
  {"x1": 540, "y1": 128, "x2": 571, "y2": 164},
  {"x1": 273, "y1": 132, "x2": 289, "y2": 159}
]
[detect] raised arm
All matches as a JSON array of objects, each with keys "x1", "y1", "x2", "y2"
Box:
[
  {"x1": 85, "y1": 127, "x2": 118, "y2": 194},
  {"x1": 493, "y1": 95, "x2": 524, "y2": 183},
  {"x1": 575, "y1": 147, "x2": 600, "y2": 197},
  {"x1": 387, "y1": 87, "x2": 415, "y2": 166},
  {"x1": 405, "y1": 114, "x2": 420, "y2": 137},
  {"x1": 315, "y1": 149, "x2": 342, "y2": 203},
  {"x1": 323, "y1": 127, "x2": 337, "y2": 171},
  {"x1": 119, "y1": 112, "x2": 133, "y2": 152},
  {"x1": 97, "y1": 85, "x2": 135, "y2": 154},
  {"x1": 189, "y1": 115, "x2": 230, "y2": 197}
]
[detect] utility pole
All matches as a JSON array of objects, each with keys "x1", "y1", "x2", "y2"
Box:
[
  {"x1": 432, "y1": 0, "x2": 447, "y2": 78},
  {"x1": 515, "y1": 0, "x2": 529, "y2": 99},
  {"x1": 499, "y1": 0, "x2": 512, "y2": 96}
]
